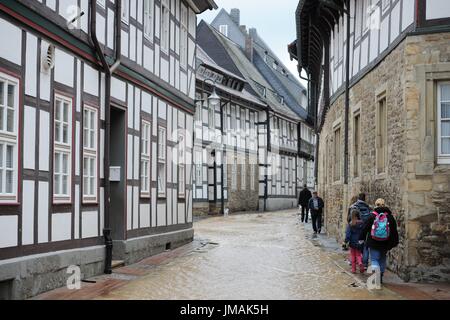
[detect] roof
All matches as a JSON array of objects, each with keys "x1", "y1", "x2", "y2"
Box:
[
  {"x1": 189, "y1": 0, "x2": 218, "y2": 14},
  {"x1": 196, "y1": 46, "x2": 266, "y2": 107},
  {"x1": 210, "y1": 8, "x2": 309, "y2": 120},
  {"x1": 199, "y1": 22, "x2": 301, "y2": 121}
]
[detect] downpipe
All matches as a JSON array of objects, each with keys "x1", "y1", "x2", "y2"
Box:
[{"x1": 90, "y1": 0, "x2": 121, "y2": 274}]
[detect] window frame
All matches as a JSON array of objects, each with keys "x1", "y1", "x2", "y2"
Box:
[
  {"x1": 353, "y1": 112, "x2": 361, "y2": 178},
  {"x1": 178, "y1": 132, "x2": 186, "y2": 198},
  {"x1": 180, "y1": 4, "x2": 188, "y2": 69},
  {"x1": 376, "y1": 95, "x2": 387, "y2": 174},
  {"x1": 53, "y1": 93, "x2": 73, "y2": 204},
  {"x1": 82, "y1": 104, "x2": 99, "y2": 204},
  {"x1": 157, "y1": 125, "x2": 167, "y2": 198},
  {"x1": 143, "y1": 0, "x2": 155, "y2": 41},
  {"x1": 219, "y1": 25, "x2": 228, "y2": 37},
  {"x1": 0, "y1": 71, "x2": 20, "y2": 204},
  {"x1": 437, "y1": 82, "x2": 450, "y2": 164},
  {"x1": 334, "y1": 126, "x2": 341, "y2": 182},
  {"x1": 160, "y1": 0, "x2": 170, "y2": 54},
  {"x1": 121, "y1": 0, "x2": 129, "y2": 25},
  {"x1": 140, "y1": 119, "x2": 152, "y2": 198}
]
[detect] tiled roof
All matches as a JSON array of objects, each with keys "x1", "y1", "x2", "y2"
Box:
[{"x1": 200, "y1": 22, "x2": 301, "y2": 121}]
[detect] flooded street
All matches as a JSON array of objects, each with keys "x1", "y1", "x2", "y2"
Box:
[{"x1": 96, "y1": 210, "x2": 402, "y2": 300}]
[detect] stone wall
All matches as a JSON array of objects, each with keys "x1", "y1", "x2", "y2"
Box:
[
  {"x1": 227, "y1": 152, "x2": 259, "y2": 213},
  {"x1": 318, "y1": 32, "x2": 450, "y2": 282}
]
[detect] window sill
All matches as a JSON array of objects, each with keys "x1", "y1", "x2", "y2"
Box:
[
  {"x1": 140, "y1": 194, "x2": 151, "y2": 199},
  {"x1": 82, "y1": 199, "x2": 98, "y2": 205}
]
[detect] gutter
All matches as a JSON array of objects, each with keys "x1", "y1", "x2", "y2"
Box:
[{"x1": 89, "y1": 0, "x2": 121, "y2": 275}]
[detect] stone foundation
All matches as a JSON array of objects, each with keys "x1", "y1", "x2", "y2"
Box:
[{"x1": 318, "y1": 32, "x2": 450, "y2": 282}]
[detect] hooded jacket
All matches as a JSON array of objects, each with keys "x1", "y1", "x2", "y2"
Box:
[
  {"x1": 359, "y1": 207, "x2": 399, "y2": 251},
  {"x1": 345, "y1": 220, "x2": 365, "y2": 251},
  {"x1": 347, "y1": 200, "x2": 372, "y2": 223}
]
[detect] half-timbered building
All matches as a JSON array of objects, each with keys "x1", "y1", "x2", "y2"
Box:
[
  {"x1": 197, "y1": 21, "x2": 306, "y2": 213},
  {"x1": 292, "y1": 0, "x2": 450, "y2": 282},
  {"x1": 0, "y1": 0, "x2": 216, "y2": 299}
]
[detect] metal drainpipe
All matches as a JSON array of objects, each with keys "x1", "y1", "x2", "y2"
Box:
[
  {"x1": 90, "y1": 0, "x2": 121, "y2": 275},
  {"x1": 344, "y1": 0, "x2": 350, "y2": 185}
]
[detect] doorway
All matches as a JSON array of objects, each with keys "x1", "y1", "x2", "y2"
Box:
[{"x1": 109, "y1": 106, "x2": 126, "y2": 240}]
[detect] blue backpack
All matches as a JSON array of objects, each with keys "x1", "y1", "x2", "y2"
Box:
[{"x1": 371, "y1": 212, "x2": 390, "y2": 241}]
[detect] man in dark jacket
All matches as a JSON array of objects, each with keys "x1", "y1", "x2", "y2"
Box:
[
  {"x1": 359, "y1": 205, "x2": 399, "y2": 283},
  {"x1": 308, "y1": 191, "x2": 325, "y2": 234},
  {"x1": 298, "y1": 185, "x2": 312, "y2": 223}
]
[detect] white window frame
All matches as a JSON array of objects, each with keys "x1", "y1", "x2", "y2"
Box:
[
  {"x1": 437, "y1": 82, "x2": 450, "y2": 164},
  {"x1": 121, "y1": 0, "x2": 129, "y2": 24},
  {"x1": 219, "y1": 25, "x2": 228, "y2": 37},
  {"x1": 161, "y1": 0, "x2": 170, "y2": 53},
  {"x1": 53, "y1": 93, "x2": 73, "y2": 203},
  {"x1": 241, "y1": 159, "x2": 246, "y2": 190},
  {"x1": 382, "y1": 0, "x2": 390, "y2": 14},
  {"x1": 144, "y1": 0, "x2": 154, "y2": 41},
  {"x1": 231, "y1": 156, "x2": 237, "y2": 190},
  {"x1": 140, "y1": 120, "x2": 151, "y2": 197},
  {"x1": 250, "y1": 163, "x2": 256, "y2": 191},
  {"x1": 178, "y1": 133, "x2": 186, "y2": 198},
  {"x1": 195, "y1": 150, "x2": 202, "y2": 184},
  {"x1": 82, "y1": 105, "x2": 98, "y2": 203},
  {"x1": 0, "y1": 72, "x2": 19, "y2": 203},
  {"x1": 180, "y1": 4, "x2": 188, "y2": 69},
  {"x1": 157, "y1": 126, "x2": 166, "y2": 197}
]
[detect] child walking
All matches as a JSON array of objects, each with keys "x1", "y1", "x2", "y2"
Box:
[{"x1": 345, "y1": 210, "x2": 365, "y2": 274}]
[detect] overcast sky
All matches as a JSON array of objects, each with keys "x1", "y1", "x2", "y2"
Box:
[{"x1": 199, "y1": 0, "x2": 306, "y2": 86}]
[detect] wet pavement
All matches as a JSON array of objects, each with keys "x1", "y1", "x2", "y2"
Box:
[{"x1": 91, "y1": 210, "x2": 403, "y2": 300}]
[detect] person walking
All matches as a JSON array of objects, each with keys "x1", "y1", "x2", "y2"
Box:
[
  {"x1": 308, "y1": 191, "x2": 324, "y2": 234},
  {"x1": 359, "y1": 198, "x2": 399, "y2": 284},
  {"x1": 345, "y1": 209, "x2": 365, "y2": 274},
  {"x1": 348, "y1": 193, "x2": 372, "y2": 269},
  {"x1": 298, "y1": 184, "x2": 312, "y2": 223}
]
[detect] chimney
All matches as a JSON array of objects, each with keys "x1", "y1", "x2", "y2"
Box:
[
  {"x1": 245, "y1": 31, "x2": 254, "y2": 63},
  {"x1": 230, "y1": 8, "x2": 240, "y2": 26}
]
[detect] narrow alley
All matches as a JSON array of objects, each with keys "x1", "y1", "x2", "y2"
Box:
[{"x1": 34, "y1": 210, "x2": 419, "y2": 300}]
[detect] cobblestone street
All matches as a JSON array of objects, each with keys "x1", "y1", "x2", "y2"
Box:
[{"x1": 35, "y1": 210, "x2": 428, "y2": 300}]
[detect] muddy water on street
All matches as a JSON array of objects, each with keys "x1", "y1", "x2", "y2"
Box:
[{"x1": 98, "y1": 210, "x2": 402, "y2": 300}]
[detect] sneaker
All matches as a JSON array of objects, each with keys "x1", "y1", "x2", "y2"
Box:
[{"x1": 318, "y1": 229, "x2": 321, "y2": 234}]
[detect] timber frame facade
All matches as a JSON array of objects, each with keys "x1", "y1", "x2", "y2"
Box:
[
  {"x1": 0, "y1": 0, "x2": 216, "y2": 299},
  {"x1": 292, "y1": 0, "x2": 450, "y2": 282}
]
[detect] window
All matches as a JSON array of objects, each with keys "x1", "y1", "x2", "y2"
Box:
[
  {"x1": 241, "y1": 159, "x2": 246, "y2": 190},
  {"x1": 437, "y1": 83, "x2": 450, "y2": 164},
  {"x1": 121, "y1": 0, "x2": 129, "y2": 24},
  {"x1": 334, "y1": 127, "x2": 341, "y2": 181},
  {"x1": 353, "y1": 113, "x2": 361, "y2": 177},
  {"x1": 219, "y1": 25, "x2": 228, "y2": 37},
  {"x1": 376, "y1": 96, "x2": 387, "y2": 174},
  {"x1": 250, "y1": 164, "x2": 256, "y2": 191},
  {"x1": 180, "y1": 5, "x2": 188, "y2": 68},
  {"x1": 208, "y1": 103, "x2": 215, "y2": 128},
  {"x1": 54, "y1": 94, "x2": 72, "y2": 202},
  {"x1": 178, "y1": 133, "x2": 185, "y2": 198},
  {"x1": 144, "y1": 0, "x2": 154, "y2": 40},
  {"x1": 240, "y1": 109, "x2": 245, "y2": 134},
  {"x1": 0, "y1": 73, "x2": 19, "y2": 203},
  {"x1": 195, "y1": 151, "x2": 202, "y2": 184},
  {"x1": 161, "y1": 0, "x2": 170, "y2": 52},
  {"x1": 362, "y1": 0, "x2": 369, "y2": 33},
  {"x1": 83, "y1": 106, "x2": 98, "y2": 202},
  {"x1": 157, "y1": 126, "x2": 166, "y2": 197},
  {"x1": 231, "y1": 156, "x2": 237, "y2": 190},
  {"x1": 140, "y1": 120, "x2": 151, "y2": 197},
  {"x1": 272, "y1": 61, "x2": 278, "y2": 70}
]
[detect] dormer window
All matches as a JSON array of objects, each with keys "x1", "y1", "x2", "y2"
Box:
[{"x1": 219, "y1": 25, "x2": 228, "y2": 37}]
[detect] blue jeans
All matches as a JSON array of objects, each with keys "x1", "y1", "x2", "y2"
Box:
[
  {"x1": 363, "y1": 245, "x2": 370, "y2": 267},
  {"x1": 370, "y1": 248, "x2": 387, "y2": 274}
]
